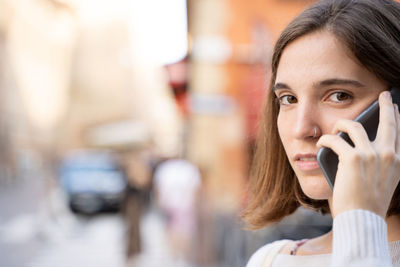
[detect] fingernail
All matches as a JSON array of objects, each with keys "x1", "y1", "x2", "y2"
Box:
[{"x1": 383, "y1": 91, "x2": 392, "y2": 100}]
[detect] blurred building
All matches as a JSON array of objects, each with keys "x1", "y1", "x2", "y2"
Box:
[
  {"x1": 0, "y1": 0, "x2": 184, "y2": 164},
  {"x1": 186, "y1": 0, "x2": 316, "y2": 214}
]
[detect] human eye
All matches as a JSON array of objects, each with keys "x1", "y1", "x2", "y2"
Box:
[
  {"x1": 279, "y1": 94, "x2": 298, "y2": 105},
  {"x1": 326, "y1": 91, "x2": 352, "y2": 103}
]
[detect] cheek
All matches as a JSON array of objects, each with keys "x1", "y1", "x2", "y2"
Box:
[
  {"x1": 277, "y1": 113, "x2": 289, "y2": 147},
  {"x1": 322, "y1": 116, "x2": 337, "y2": 134},
  {"x1": 322, "y1": 112, "x2": 356, "y2": 134},
  {"x1": 277, "y1": 111, "x2": 299, "y2": 156},
  {"x1": 322, "y1": 101, "x2": 383, "y2": 134}
]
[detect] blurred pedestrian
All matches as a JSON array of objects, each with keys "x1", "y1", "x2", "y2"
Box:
[
  {"x1": 153, "y1": 158, "x2": 201, "y2": 263},
  {"x1": 121, "y1": 152, "x2": 152, "y2": 260}
]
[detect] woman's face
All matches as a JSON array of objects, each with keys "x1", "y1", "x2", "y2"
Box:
[{"x1": 275, "y1": 30, "x2": 387, "y2": 200}]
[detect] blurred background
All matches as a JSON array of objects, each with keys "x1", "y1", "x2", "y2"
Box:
[{"x1": 0, "y1": 0, "x2": 332, "y2": 266}]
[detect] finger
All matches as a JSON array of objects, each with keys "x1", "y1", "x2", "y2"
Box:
[
  {"x1": 331, "y1": 119, "x2": 372, "y2": 150},
  {"x1": 376, "y1": 91, "x2": 397, "y2": 148},
  {"x1": 317, "y1": 134, "x2": 353, "y2": 160}
]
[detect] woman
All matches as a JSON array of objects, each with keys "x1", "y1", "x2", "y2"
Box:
[{"x1": 244, "y1": 0, "x2": 400, "y2": 266}]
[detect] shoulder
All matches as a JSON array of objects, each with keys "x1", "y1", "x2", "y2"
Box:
[{"x1": 246, "y1": 239, "x2": 292, "y2": 267}]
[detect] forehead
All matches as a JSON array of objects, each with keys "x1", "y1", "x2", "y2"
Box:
[{"x1": 275, "y1": 30, "x2": 376, "y2": 88}]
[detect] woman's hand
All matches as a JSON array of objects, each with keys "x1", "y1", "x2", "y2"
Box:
[{"x1": 317, "y1": 91, "x2": 400, "y2": 218}]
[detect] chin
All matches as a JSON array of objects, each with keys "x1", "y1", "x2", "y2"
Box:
[{"x1": 297, "y1": 173, "x2": 333, "y2": 200}]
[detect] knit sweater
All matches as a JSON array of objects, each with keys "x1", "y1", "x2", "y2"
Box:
[{"x1": 247, "y1": 210, "x2": 400, "y2": 267}]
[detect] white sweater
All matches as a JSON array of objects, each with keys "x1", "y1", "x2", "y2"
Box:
[{"x1": 247, "y1": 210, "x2": 400, "y2": 267}]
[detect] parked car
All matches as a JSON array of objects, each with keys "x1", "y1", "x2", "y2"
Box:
[{"x1": 59, "y1": 150, "x2": 127, "y2": 214}]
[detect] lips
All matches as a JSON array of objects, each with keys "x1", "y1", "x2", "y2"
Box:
[
  {"x1": 294, "y1": 153, "x2": 320, "y2": 171},
  {"x1": 298, "y1": 156, "x2": 316, "y2": 161}
]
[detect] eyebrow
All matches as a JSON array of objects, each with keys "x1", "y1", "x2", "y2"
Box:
[
  {"x1": 319, "y1": 78, "x2": 366, "y2": 88},
  {"x1": 272, "y1": 78, "x2": 366, "y2": 91}
]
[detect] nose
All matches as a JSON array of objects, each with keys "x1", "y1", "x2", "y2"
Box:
[{"x1": 293, "y1": 102, "x2": 321, "y2": 140}]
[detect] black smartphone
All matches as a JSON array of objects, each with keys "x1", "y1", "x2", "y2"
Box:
[{"x1": 317, "y1": 88, "x2": 400, "y2": 189}]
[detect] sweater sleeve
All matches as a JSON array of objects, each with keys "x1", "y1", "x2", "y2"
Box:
[{"x1": 331, "y1": 209, "x2": 392, "y2": 267}]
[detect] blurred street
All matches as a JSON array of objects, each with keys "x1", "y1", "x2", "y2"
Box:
[
  {"x1": 0, "y1": 171, "x2": 200, "y2": 267},
  {"x1": 26, "y1": 214, "x2": 125, "y2": 267},
  {"x1": 0, "y1": 169, "x2": 124, "y2": 267},
  {"x1": 0, "y1": 175, "x2": 45, "y2": 267}
]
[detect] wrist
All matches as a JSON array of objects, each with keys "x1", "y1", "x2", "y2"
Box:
[{"x1": 332, "y1": 209, "x2": 390, "y2": 263}]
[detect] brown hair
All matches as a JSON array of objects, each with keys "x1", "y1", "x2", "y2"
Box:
[{"x1": 243, "y1": 0, "x2": 400, "y2": 229}]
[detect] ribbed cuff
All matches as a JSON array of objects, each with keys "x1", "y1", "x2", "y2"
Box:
[{"x1": 332, "y1": 210, "x2": 391, "y2": 265}]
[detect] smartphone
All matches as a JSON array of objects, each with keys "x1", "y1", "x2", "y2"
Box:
[{"x1": 317, "y1": 88, "x2": 400, "y2": 189}]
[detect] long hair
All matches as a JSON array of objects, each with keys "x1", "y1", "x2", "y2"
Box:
[{"x1": 243, "y1": 0, "x2": 400, "y2": 229}]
